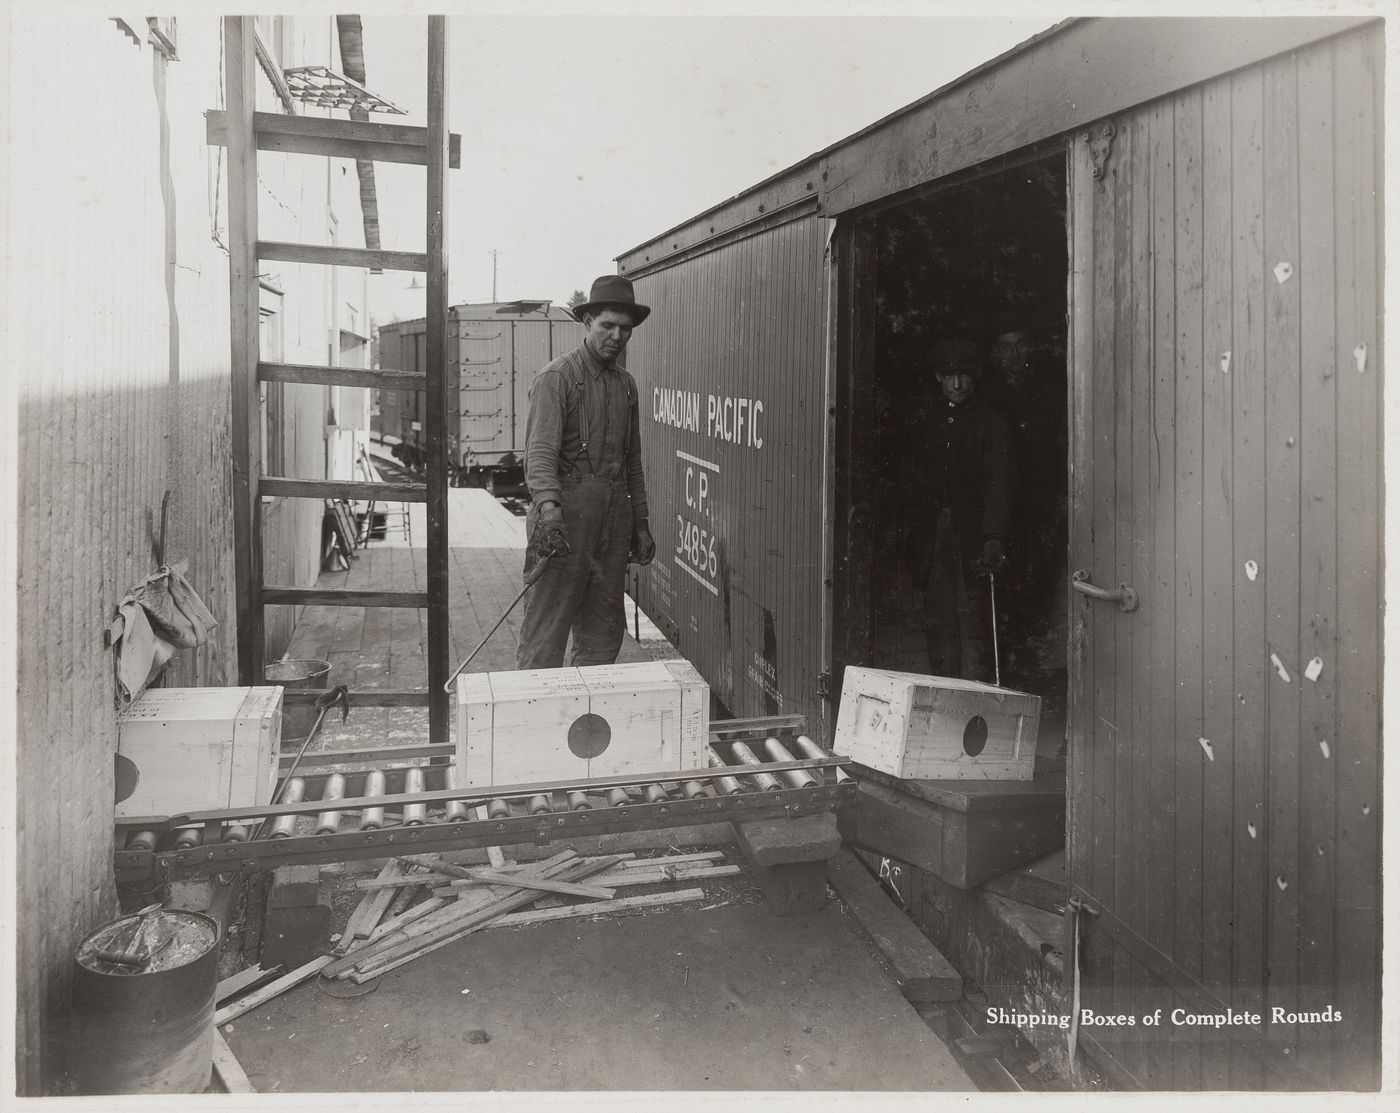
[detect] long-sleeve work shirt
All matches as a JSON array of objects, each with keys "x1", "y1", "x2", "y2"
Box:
[{"x1": 523, "y1": 341, "x2": 649, "y2": 523}]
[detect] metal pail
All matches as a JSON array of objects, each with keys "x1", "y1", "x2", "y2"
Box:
[{"x1": 264, "y1": 658, "x2": 332, "y2": 743}]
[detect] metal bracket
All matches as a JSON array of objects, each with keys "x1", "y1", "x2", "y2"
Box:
[{"x1": 1083, "y1": 123, "x2": 1117, "y2": 180}]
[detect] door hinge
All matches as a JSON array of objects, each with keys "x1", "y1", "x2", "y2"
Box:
[
  {"x1": 1083, "y1": 122, "x2": 1117, "y2": 180},
  {"x1": 817, "y1": 670, "x2": 832, "y2": 700}
]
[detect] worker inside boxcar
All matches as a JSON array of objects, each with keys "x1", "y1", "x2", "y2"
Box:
[
  {"x1": 517, "y1": 275, "x2": 656, "y2": 669},
  {"x1": 905, "y1": 336, "x2": 1015, "y2": 681},
  {"x1": 985, "y1": 314, "x2": 1068, "y2": 692}
]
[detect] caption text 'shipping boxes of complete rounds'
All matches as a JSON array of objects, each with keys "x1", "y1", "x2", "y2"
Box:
[{"x1": 456, "y1": 660, "x2": 710, "y2": 788}]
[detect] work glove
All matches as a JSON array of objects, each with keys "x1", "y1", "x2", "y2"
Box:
[
  {"x1": 630, "y1": 520, "x2": 656, "y2": 566},
  {"x1": 531, "y1": 504, "x2": 571, "y2": 559},
  {"x1": 975, "y1": 536, "x2": 1006, "y2": 575}
]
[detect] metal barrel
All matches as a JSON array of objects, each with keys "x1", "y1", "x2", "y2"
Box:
[
  {"x1": 487, "y1": 797, "x2": 511, "y2": 819},
  {"x1": 729, "y1": 741, "x2": 783, "y2": 792},
  {"x1": 173, "y1": 828, "x2": 200, "y2": 850},
  {"x1": 567, "y1": 791, "x2": 591, "y2": 811},
  {"x1": 681, "y1": 779, "x2": 709, "y2": 799},
  {"x1": 445, "y1": 766, "x2": 470, "y2": 823},
  {"x1": 126, "y1": 830, "x2": 158, "y2": 852},
  {"x1": 762, "y1": 736, "x2": 818, "y2": 788},
  {"x1": 528, "y1": 794, "x2": 552, "y2": 815},
  {"x1": 71, "y1": 909, "x2": 220, "y2": 1094},
  {"x1": 222, "y1": 825, "x2": 249, "y2": 844},
  {"x1": 402, "y1": 768, "x2": 427, "y2": 826},
  {"x1": 361, "y1": 770, "x2": 387, "y2": 830},
  {"x1": 793, "y1": 734, "x2": 850, "y2": 782},
  {"x1": 607, "y1": 788, "x2": 630, "y2": 808},
  {"x1": 705, "y1": 751, "x2": 745, "y2": 795},
  {"x1": 270, "y1": 780, "x2": 305, "y2": 839},
  {"x1": 315, "y1": 773, "x2": 346, "y2": 835}
]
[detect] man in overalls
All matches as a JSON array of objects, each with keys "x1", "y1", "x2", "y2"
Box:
[{"x1": 517, "y1": 275, "x2": 656, "y2": 669}]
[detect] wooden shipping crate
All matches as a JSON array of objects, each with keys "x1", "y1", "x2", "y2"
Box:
[
  {"x1": 456, "y1": 660, "x2": 709, "y2": 787},
  {"x1": 115, "y1": 687, "x2": 283, "y2": 817},
  {"x1": 834, "y1": 666, "x2": 1040, "y2": 781}
]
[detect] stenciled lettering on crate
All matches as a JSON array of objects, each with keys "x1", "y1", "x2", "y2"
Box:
[
  {"x1": 115, "y1": 687, "x2": 284, "y2": 816},
  {"x1": 455, "y1": 660, "x2": 709, "y2": 787},
  {"x1": 834, "y1": 666, "x2": 1040, "y2": 781}
]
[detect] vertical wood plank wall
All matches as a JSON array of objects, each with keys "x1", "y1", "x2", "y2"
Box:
[
  {"x1": 628, "y1": 214, "x2": 828, "y2": 732},
  {"x1": 7, "y1": 15, "x2": 363, "y2": 1092},
  {"x1": 1068, "y1": 28, "x2": 1381, "y2": 1090}
]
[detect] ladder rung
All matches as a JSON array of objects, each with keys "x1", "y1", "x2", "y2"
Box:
[
  {"x1": 206, "y1": 110, "x2": 462, "y2": 168},
  {"x1": 258, "y1": 241, "x2": 427, "y2": 272},
  {"x1": 280, "y1": 691, "x2": 433, "y2": 709},
  {"x1": 261, "y1": 588, "x2": 429, "y2": 608},
  {"x1": 260, "y1": 478, "x2": 426, "y2": 502},
  {"x1": 259, "y1": 361, "x2": 427, "y2": 391}
]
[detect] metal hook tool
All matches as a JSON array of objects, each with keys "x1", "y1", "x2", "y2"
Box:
[{"x1": 442, "y1": 554, "x2": 553, "y2": 693}]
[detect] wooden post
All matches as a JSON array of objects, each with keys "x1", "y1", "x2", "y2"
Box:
[
  {"x1": 425, "y1": 15, "x2": 451, "y2": 746},
  {"x1": 224, "y1": 16, "x2": 265, "y2": 685}
]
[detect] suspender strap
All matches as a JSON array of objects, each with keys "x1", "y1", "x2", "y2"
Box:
[{"x1": 561, "y1": 350, "x2": 594, "y2": 477}]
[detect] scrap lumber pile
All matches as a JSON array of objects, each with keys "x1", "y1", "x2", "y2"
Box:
[{"x1": 323, "y1": 848, "x2": 738, "y2": 984}]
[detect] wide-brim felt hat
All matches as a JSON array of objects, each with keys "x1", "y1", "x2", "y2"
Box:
[{"x1": 572, "y1": 274, "x2": 651, "y2": 326}]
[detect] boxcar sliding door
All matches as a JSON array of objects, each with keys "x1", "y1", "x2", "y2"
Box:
[{"x1": 1065, "y1": 27, "x2": 1381, "y2": 1090}]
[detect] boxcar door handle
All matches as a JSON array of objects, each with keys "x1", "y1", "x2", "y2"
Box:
[{"x1": 1071, "y1": 570, "x2": 1139, "y2": 612}]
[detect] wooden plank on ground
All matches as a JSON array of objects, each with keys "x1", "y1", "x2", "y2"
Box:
[
  {"x1": 216, "y1": 964, "x2": 283, "y2": 1004},
  {"x1": 214, "y1": 955, "x2": 333, "y2": 1025},
  {"x1": 484, "y1": 888, "x2": 706, "y2": 929},
  {"x1": 350, "y1": 856, "x2": 621, "y2": 982},
  {"x1": 212, "y1": 1031, "x2": 255, "y2": 1093},
  {"x1": 826, "y1": 849, "x2": 961, "y2": 1003}
]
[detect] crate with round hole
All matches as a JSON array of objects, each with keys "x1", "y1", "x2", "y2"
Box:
[
  {"x1": 455, "y1": 660, "x2": 709, "y2": 788},
  {"x1": 833, "y1": 666, "x2": 1040, "y2": 781}
]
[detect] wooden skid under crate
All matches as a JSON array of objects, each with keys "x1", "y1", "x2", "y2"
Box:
[{"x1": 838, "y1": 761, "x2": 1065, "y2": 889}]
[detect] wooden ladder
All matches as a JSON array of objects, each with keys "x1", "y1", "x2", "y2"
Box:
[{"x1": 212, "y1": 17, "x2": 457, "y2": 744}]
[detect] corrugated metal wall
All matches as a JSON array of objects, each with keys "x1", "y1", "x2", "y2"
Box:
[
  {"x1": 1066, "y1": 26, "x2": 1381, "y2": 1090},
  {"x1": 8, "y1": 16, "x2": 235, "y2": 1091},
  {"x1": 628, "y1": 212, "x2": 830, "y2": 731},
  {"x1": 7, "y1": 14, "x2": 357, "y2": 1091}
]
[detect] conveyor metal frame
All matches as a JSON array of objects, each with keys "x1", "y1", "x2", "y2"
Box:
[{"x1": 113, "y1": 717, "x2": 852, "y2": 884}]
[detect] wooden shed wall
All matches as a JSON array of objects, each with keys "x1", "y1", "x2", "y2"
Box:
[
  {"x1": 8, "y1": 16, "x2": 237, "y2": 1092},
  {"x1": 628, "y1": 213, "x2": 831, "y2": 730},
  {"x1": 7, "y1": 14, "x2": 358, "y2": 1092},
  {"x1": 1066, "y1": 26, "x2": 1382, "y2": 1090}
]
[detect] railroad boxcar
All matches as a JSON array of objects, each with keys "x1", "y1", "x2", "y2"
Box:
[
  {"x1": 616, "y1": 16, "x2": 1382, "y2": 1092},
  {"x1": 373, "y1": 301, "x2": 584, "y2": 489}
]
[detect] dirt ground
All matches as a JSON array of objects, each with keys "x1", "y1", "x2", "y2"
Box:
[{"x1": 220, "y1": 870, "x2": 975, "y2": 1095}]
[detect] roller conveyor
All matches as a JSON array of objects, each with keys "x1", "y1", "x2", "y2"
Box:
[{"x1": 113, "y1": 717, "x2": 852, "y2": 883}]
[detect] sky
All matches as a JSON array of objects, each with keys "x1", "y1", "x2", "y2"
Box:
[{"x1": 357, "y1": 11, "x2": 1060, "y2": 323}]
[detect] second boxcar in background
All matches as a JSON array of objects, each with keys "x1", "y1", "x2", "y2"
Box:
[{"x1": 373, "y1": 300, "x2": 584, "y2": 490}]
